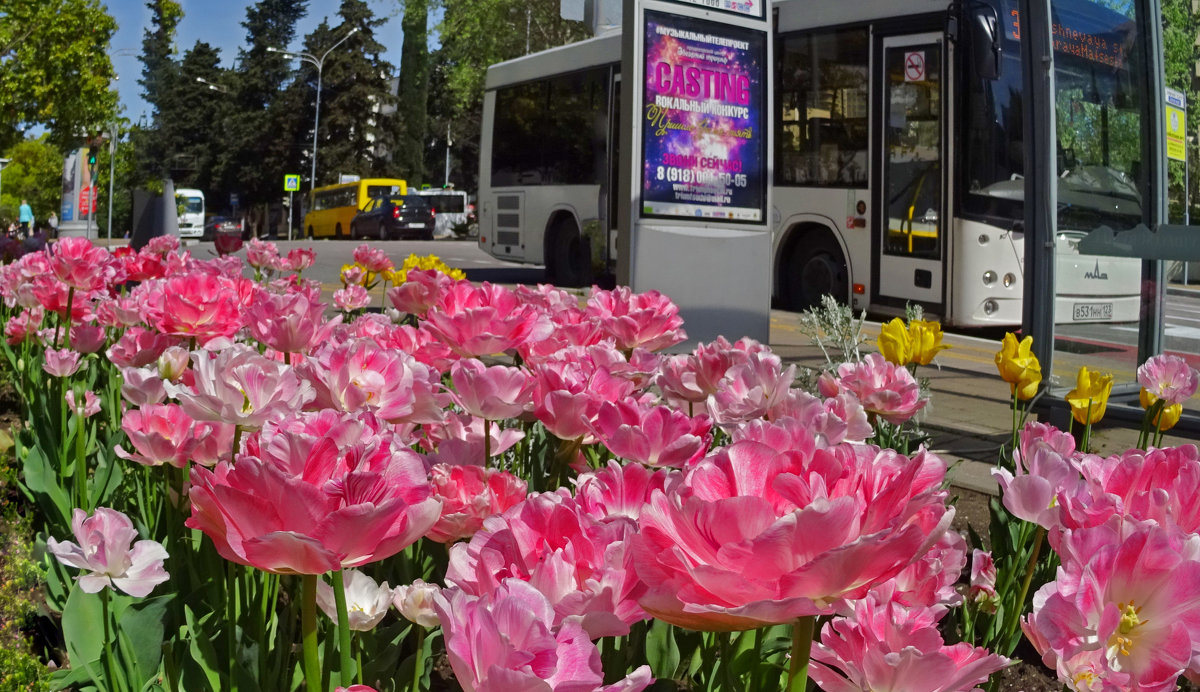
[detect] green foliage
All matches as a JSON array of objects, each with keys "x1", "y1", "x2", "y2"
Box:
[
  {"x1": 0, "y1": 0, "x2": 120, "y2": 153},
  {"x1": 393, "y1": 0, "x2": 430, "y2": 185},
  {"x1": 1161, "y1": 0, "x2": 1200, "y2": 222},
  {"x1": 0, "y1": 511, "x2": 48, "y2": 692},
  {"x1": 0, "y1": 137, "x2": 63, "y2": 227}
]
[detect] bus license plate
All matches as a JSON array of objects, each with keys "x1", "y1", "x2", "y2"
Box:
[{"x1": 1072, "y1": 302, "x2": 1113, "y2": 321}]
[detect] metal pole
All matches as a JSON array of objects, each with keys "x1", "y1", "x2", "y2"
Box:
[
  {"x1": 312, "y1": 65, "x2": 322, "y2": 190},
  {"x1": 1186, "y1": 136, "x2": 1191, "y2": 284},
  {"x1": 444, "y1": 123, "x2": 451, "y2": 187},
  {"x1": 107, "y1": 125, "x2": 116, "y2": 242},
  {"x1": 288, "y1": 190, "x2": 294, "y2": 241},
  {"x1": 87, "y1": 159, "x2": 95, "y2": 240}
]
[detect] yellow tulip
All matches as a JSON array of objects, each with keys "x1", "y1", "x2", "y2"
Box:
[
  {"x1": 1140, "y1": 388, "x2": 1183, "y2": 431},
  {"x1": 995, "y1": 333, "x2": 1041, "y2": 400},
  {"x1": 1066, "y1": 366, "x2": 1113, "y2": 425},
  {"x1": 909, "y1": 319, "x2": 950, "y2": 366},
  {"x1": 877, "y1": 318, "x2": 913, "y2": 366}
]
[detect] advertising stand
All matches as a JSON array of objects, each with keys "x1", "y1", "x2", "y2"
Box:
[{"x1": 617, "y1": 0, "x2": 772, "y2": 346}]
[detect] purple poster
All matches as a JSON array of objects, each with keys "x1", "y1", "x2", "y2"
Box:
[{"x1": 641, "y1": 11, "x2": 766, "y2": 223}]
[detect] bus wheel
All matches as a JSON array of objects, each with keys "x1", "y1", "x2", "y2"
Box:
[
  {"x1": 786, "y1": 235, "x2": 848, "y2": 311},
  {"x1": 335, "y1": 223, "x2": 344, "y2": 239},
  {"x1": 551, "y1": 222, "x2": 592, "y2": 288},
  {"x1": 306, "y1": 226, "x2": 314, "y2": 240}
]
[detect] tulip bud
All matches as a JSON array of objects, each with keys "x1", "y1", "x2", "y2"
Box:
[
  {"x1": 393, "y1": 579, "x2": 441, "y2": 627},
  {"x1": 158, "y1": 346, "x2": 190, "y2": 382}
]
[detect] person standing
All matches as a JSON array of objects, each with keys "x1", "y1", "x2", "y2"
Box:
[
  {"x1": 18, "y1": 199, "x2": 33, "y2": 236},
  {"x1": 47, "y1": 211, "x2": 58, "y2": 236}
]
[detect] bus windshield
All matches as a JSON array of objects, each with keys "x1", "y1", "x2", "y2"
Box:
[{"x1": 962, "y1": 0, "x2": 1145, "y2": 232}]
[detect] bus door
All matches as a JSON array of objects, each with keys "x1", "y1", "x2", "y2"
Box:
[{"x1": 875, "y1": 33, "x2": 945, "y2": 310}]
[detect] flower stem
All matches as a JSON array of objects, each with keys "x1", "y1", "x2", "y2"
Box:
[
  {"x1": 302, "y1": 574, "x2": 320, "y2": 692},
  {"x1": 75, "y1": 403, "x2": 88, "y2": 511},
  {"x1": 1004, "y1": 525, "x2": 1045, "y2": 649},
  {"x1": 787, "y1": 616, "x2": 814, "y2": 692},
  {"x1": 411, "y1": 626, "x2": 426, "y2": 692},
  {"x1": 332, "y1": 570, "x2": 355, "y2": 686},
  {"x1": 101, "y1": 588, "x2": 120, "y2": 692}
]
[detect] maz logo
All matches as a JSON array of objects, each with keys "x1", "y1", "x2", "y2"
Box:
[{"x1": 1083, "y1": 261, "x2": 1108, "y2": 280}]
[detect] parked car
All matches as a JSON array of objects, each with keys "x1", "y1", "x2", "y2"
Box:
[
  {"x1": 202, "y1": 216, "x2": 243, "y2": 241},
  {"x1": 351, "y1": 195, "x2": 435, "y2": 240}
]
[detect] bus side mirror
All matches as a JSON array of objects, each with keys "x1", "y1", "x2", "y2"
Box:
[{"x1": 967, "y1": 4, "x2": 1002, "y2": 80}]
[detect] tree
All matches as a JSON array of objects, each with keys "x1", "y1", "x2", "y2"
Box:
[
  {"x1": 212, "y1": 0, "x2": 309, "y2": 219},
  {"x1": 432, "y1": 0, "x2": 589, "y2": 192},
  {"x1": 0, "y1": 137, "x2": 64, "y2": 227},
  {"x1": 135, "y1": 0, "x2": 184, "y2": 187},
  {"x1": 392, "y1": 0, "x2": 429, "y2": 184},
  {"x1": 0, "y1": 0, "x2": 120, "y2": 152},
  {"x1": 300, "y1": 0, "x2": 396, "y2": 187},
  {"x1": 159, "y1": 42, "x2": 227, "y2": 191},
  {"x1": 1161, "y1": 0, "x2": 1199, "y2": 222}
]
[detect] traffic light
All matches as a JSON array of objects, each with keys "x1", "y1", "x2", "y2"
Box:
[{"x1": 87, "y1": 151, "x2": 97, "y2": 166}]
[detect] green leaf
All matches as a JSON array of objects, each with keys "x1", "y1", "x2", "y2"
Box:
[
  {"x1": 644, "y1": 619, "x2": 680, "y2": 678},
  {"x1": 183, "y1": 605, "x2": 224, "y2": 691},
  {"x1": 61, "y1": 585, "x2": 105, "y2": 678},
  {"x1": 118, "y1": 595, "x2": 171, "y2": 685},
  {"x1": 21, "y1": 442, "x2": 72, "y2": 531}
]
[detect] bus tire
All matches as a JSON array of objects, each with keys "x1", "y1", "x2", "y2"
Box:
[
  {"x1": 335, "y1": 223, "x2": 344, "y2": 239},
  {"x1": 550, "y1": 221, "x2": 592, "y2": 288},
  {"x1": 306, "y1": 225, "x2": 314, "y2": 240},
  {"x1": 785, "y1": 233, "x2": 848, "y2": 311}
]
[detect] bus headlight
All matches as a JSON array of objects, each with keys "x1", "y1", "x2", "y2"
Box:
[
  {"x1": 1003, "y1": 272, "x2": 1016, "y2": 288},
  {"x1": 983, "y1": 299, "x2": 999, "y2": 315},
  {"x1": 983, "y1": 270, "x2": 997, "y2": 286}
]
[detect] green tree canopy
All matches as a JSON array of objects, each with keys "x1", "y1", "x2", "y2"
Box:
[
  {"x1": 0, "y1": 137, "x2": 64, "y2": 227},
  {"x1": 0, "y1": 0, "x2": 120, "y2": 152}
]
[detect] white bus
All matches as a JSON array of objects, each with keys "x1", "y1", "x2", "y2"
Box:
[
  {"x1": 175, "y1": 188, "x2": 206, "y2": 239},
  {"x1": 417, "y1": 188, "x2": 472, "y2": 238},
  {"x1": 477, "y1": 0, "x2": 1146, "y2": 326}
]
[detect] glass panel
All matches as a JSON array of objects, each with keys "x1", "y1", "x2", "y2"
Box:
[
  {"x1": 883, "y1": 44, "x2": 941, "y2": 259},
  {"x1": 776, "y1": 29, "x2": 869, "y2": 187}
]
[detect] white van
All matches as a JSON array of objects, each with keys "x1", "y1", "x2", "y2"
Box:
[
  {"x1": 175, "y1": 188, "x2": 205, "y2": 239},
  {"x1": 416, "y1": 189, "x2": 470, "y2": 238}
]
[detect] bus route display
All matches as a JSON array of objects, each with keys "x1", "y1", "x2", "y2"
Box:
[{"x1": 641, "y1": 11, "x2": 766, "y2": 223}]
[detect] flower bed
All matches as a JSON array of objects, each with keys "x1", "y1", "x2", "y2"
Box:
[{"x1": 0, "y1": 236, "x2": 1196, "y2": 691}]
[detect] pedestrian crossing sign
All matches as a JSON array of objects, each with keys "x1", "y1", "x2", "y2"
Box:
[{"x1": 284, "y1": 174, "x2": 301, "y2": 192}]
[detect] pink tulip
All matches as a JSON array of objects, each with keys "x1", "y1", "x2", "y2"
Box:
[
  {"x1": 315, "y1": 570, "x2": 394, "y2": 631},
  {"x1": 353, "y1": 245, "x2": 394, "y2": 273},
  {"x1": 145, "y1": 234, "x2": 180, "y2": 255},
  {"x1": 301, "y1": 337, "x2": 446, "y2": 424},
  {"x1": 706, "y1": 350, "x2": 797, "y2": 426},
  {"x1": 157, "y1": 346, "x2": 190, "y2": 382},
  {"x1": 836, "y1": 353, "x2": 926, "y2": 425},
  {"x1": 165, "y1": 345, "x2": 314, "y2": 430},
  {"x1": 107, "y1": 327, "x2": 182, "y2": 368},
  {"x1": 435, "y1": 579, "x2": 653, "y2": 692},
  {"x1": 69, "y1": 324, "x2": 106, "y2": 354},
  {"x1": 4, "y1": 308, "x2": 41, "y2": 345},
  {"x1": 1137, "y1": 354, "x2": 1199, "y2": 406},
  {"x1": 991, "y1": 423, "x2": 1087, "y2": 531},
  {"x1": 152, "y1": 273, "x2": 244, "y2": 343},
  {"x1": 1024, "y1": 518, "x2": 1200, "y2": 691},
  {"x1": 245, "y1": 239, "x2": 280, "y2": 270},
  {"x1": 531, "y1": 350, "x2": 636, "y2": 442},
  {"x1": 43, "y1": 347, "x2": 83, "y2": 377},
  {"x1": 65, "y1": 389, "x2": 101, "y2": 418},
  {"x1": 245, "y1": 290, "x2": 330, "y2": 354},
  {"x1": 380, "y1": 323, "x2": 457, "y2": 373},
  {"x1": 585, "y1": 286, "x2": 687, "y2": 352},
  {"x1": 187, "y1": 412, "x2": 441, "y2": 574},
  {"x1": 189, "y1": 421, "x2": 235, "y2": 467},
  {"x1": 424, "y1": 282, "x2": 554, "y2": 357},
  {"x1": 575, "y1": 460, "x2": 680, "y2": 524},
  {"x1": 588, "y1": 398, "x2": 711, "y2": 468},
  {"x1": 120, "y1": 365, "x2": 168, "y2": 407},
  {"x1": 868, "y1": 530, "x2": 967, "y2": 610},
  {"x1": 333, "y1": 284, "x2": 371, "y2": 312},
  {"x1": 969, "y1": 549, "x2": 998, "y2": 610},
  {"x1": 425, "y1": 464, "x2": 528, "y2": 543},
  {"x1": 387, "y1": 269, "x2": 454, "y2": 316},
  {"x1": 284, "y1": 247, "x2": 315, "y2": 272},
  {"x1": 1068, "y1": 444, "x2": 1200, "y2": 535},
  {"x1": 447, "y1": 490, "x2": 647, "y2": 637},
  {"x1": 393, "y1": 579, "x2": 442, "y2": 627},
  {"x1": 116, "y1": 403, "x2": 198, "y2": 468},
  {"x1": 811, "y1": 596, "x2": 1008, "y2": 692},
  {"x1": 426, "y1": 412, "x2": 525, "y2": 466},
  {"x1": 47, "y1": 507, "x2": 170, "y2": 597},
  {"x1": 449, "y1": 359, "x2": 534, "y2": 421},
  {"x1": 633, "y1": 439, "x2": 952, "y2": 631},
  {"x1": 49, "y1": 237, "x2": 112, "y2": 291}
]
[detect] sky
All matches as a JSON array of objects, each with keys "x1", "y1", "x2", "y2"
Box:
[{"x1": 107, "y1": 0, "x2": 418, "y2": 122}]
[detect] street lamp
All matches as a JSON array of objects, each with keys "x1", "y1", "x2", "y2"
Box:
[
  {"x1": 195, "y1": 76, "x2": 227, "y2": 93},
  {"x1": 268, "y1": 26, "x2": 360, "y2": 191}
]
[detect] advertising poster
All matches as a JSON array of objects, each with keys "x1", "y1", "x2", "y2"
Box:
[
  {"x1": 665, "y1": 0, "x2": 763, "y2": 20},
  {"x1": 641, "y1": 11, "x2": 766, "y2": 222},
  {"x1": 60, "y1": 149, "x2": 80, "y2": 222}
]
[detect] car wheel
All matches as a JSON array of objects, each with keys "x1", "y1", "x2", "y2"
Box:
[
  {"x1": 335, "y1": 223, "x2": 344, "y2": 239},
  {"x1": 784, "y1": 233, "x2": 848, "y2": 311},
  {"x1": 350, "y1": 222, "x2": 360, "y2": 240},
  {"x1": 378, "y1": 222, "x2": 387, "y2": 240}
]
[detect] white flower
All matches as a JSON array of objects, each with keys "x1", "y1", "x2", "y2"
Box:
[
  {"x1": 316, "y1": 570, "x2": 394, "y2": 631},
  {"x1": 393, "y1": 579, "x2": 441, "y2": 627}
]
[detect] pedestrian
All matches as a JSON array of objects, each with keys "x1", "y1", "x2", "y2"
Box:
[
  {"x1": 47, "y1": 211, "x2": 58, "y2": 235},
  {"x1": 18, "y1": 199, "x2": 33, "y2": 236}
]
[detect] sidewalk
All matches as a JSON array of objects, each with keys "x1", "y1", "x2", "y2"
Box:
[{"x1": 767, "y1": 309, "x2": 1196, "y2": 495}]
